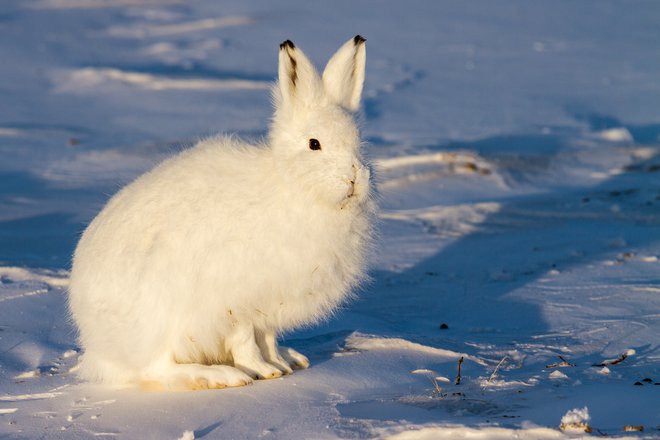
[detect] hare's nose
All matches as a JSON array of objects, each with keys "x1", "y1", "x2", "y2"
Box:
[
  {"x1": 351, "y1": 163, "x2": 366, "y2": 181},
  {"x1": 351, "y1": 163, "x2": 361, "y2": 178},
  {"x1": 342, "y1": 165, "x2": 358, "y2": 198}
]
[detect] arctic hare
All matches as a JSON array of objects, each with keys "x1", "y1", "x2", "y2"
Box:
[{"x1": 68, "y1": 36, "x2": 375, "y2": 390}]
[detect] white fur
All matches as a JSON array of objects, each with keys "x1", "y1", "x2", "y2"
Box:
[{"x1": 68, "y1": 36, "x2": 374, "y2": 390}]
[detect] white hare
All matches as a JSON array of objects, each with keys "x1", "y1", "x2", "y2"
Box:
[{"x1": 68, "y1": 36, "x2": 375, "y2": 390}]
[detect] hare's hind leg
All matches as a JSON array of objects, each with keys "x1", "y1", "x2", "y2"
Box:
[
  {"x1": 255, "y1": 330, "x2": 293, "y2": 374},
  {"x1": 256, "y1": 330, "x2": 310, "y2": 371},
  {"x1": 226, "y1": 324, "x2": 284, "y2": 379},
  {"x1": 142, "y1": 356, "x2": 252, "y2": 391}
]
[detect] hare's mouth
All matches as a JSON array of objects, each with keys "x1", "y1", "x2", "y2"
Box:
[
  {"x1": 346, "y1": 179, "x2": 356, "y2": 198},
  {"x1": 339, "y1": 180, "x2": 357, "y2": 210},
  {"x1": 346, "y1": 164, "x2": 359, "y2": 198},
  {"x1": 339, "y1": 164, "x2": 362, "y2": 209}
]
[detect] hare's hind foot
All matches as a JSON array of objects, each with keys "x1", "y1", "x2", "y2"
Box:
[
  {"x1": 255, "y1": 330, "x2": 310, "y2": 373},
  {"x1": 143, "y1": 361, "x2": 253, "y2": 391},
  {"x1": 279, "y1": 346, "x2": 310, "y2": 370},
  {"x1": 228, "y1": 324, "x2": 286, "y2": 380},
  {"x1": 227, "y1": 325, "x2": 311, "y2": 379},
  {"x1": 256, "y1": 331, "x2": 293, "y2": 374}
]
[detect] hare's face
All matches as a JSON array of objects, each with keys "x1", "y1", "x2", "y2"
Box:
[
  {"x1": 270, "y1": 36, "x2": 369, "y2": 209},
  {"x1": 271, "y1": 103, "x2": 369, "y2": 208}
]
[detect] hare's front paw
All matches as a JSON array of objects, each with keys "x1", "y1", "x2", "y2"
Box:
[
  {"x1": 234, "y1": 356, "x2": 284, "y2": 380},
  {"x1": 187, "y1": 365, "x2": 254, "y2": 390},
  {"x1": 279, "y1": 346, "x2": 310, "y2": 370},
  {"x1": 143, "y1": 363, "x2": 253, "y2": 391}
]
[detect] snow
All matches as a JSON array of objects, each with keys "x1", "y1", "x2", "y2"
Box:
[
  {"x1": 548, "y1": 370, "x2": 569, "y2": 380},
  {"x1": 1, "y1": 0, "x2": 660, "y2": 438},
  {"x1": 343, "y1": 333, "x2": 486, "y2": 365},
  {"x1": 561, "y1": 407, "x2": 590, "y2": 427},
  {"x1": 560, "y1": 407, "x2": 592, "y2": 433},
  {"x1": 177, "y1": 430, "x2": 196, "y2": 440},
  {"x1": 54, "y1": 67, "x2": 271, "y2": 92},
  {"x1": 383, "y1": 425, "x2": 603, "y2": 440}
]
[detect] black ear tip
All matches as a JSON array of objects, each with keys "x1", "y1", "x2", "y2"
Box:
[
  {"x1": 280, "y1": 40, "x2": 295, "y2": 50},
  {"x1": 353, "y1": 35, "x2": 366, "y2": 45}
]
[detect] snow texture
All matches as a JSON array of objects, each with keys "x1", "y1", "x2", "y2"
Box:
[
  {"x1": 561, "y1": 407, "x2": 590, "y2": 427},
  {"x1": 1, "y1": 0, "x2": 660, "y2": 438},
  {"x1": 177, "y1": 430, "x2": 195, "y2": 440}
]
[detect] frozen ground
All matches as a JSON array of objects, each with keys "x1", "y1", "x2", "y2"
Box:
[{"x1": 1, "y1": 0, "x2": 659, "y2": 438}]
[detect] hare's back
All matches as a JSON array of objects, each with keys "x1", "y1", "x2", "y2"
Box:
[
  {"x1": 73, "y1": 139, "x2": 273, "y2": 275},
  {"x1": 109, "y1": 137, "x2": 270, "y2": 219}
]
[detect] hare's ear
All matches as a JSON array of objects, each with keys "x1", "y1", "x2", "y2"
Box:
[
  {"x1": 278, "y1": 40, "x2": 322, "y2": 109},
  {"x1": 322, "y1": 35, "x2": 366, "y2": 112}
]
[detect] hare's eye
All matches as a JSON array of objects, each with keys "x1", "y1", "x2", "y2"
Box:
[{"x1": 309, "y1": 138, "x2": 322, "y2": 151}]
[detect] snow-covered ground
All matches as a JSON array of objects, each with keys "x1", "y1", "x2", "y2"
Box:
[{"x1": 1, "y1": 1, "x2": 659, "y2": 438}]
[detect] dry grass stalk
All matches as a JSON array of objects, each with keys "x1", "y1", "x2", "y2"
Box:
[
  {"x1": 455, "y1": 356, "x2": 464, "y2": 385},
  {"x1": 486, "y1": 356, "x2": 508, "y2": 384},
  {"x1": 593, "y1": 351, "x2": 630, "y2": 367},
  {"x1": 430, "y1": 377, "x2": 443, "y2": 397},
  {"x1": 546, "y1": 355, "x2": 575, "y2": 369},
  {"x1": 623, "y1": 425, "x2": 644, "y2": 432},
  {"x1": 560, "y1": 422, "x2": 592, "y2": 433}
]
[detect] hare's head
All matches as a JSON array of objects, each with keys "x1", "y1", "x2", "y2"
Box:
[{"x1": 269, "y1": 36, "x2": 369, "y2": 209}]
